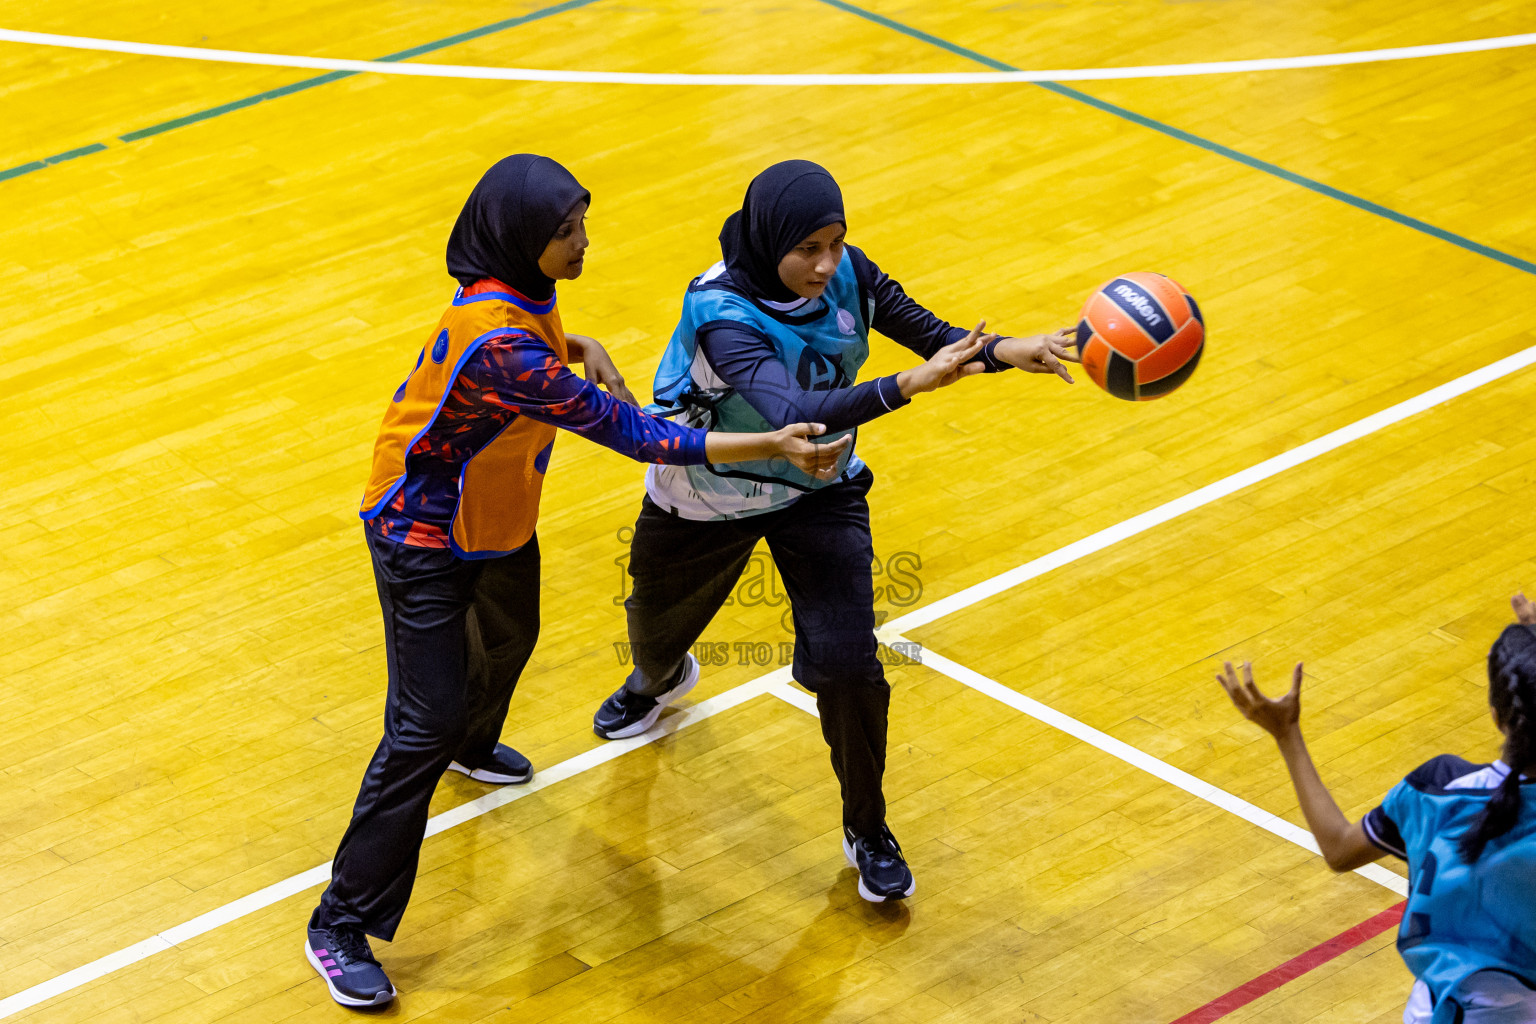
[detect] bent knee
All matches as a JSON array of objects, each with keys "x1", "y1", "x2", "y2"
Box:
[{"x1": 396, "y1": 709, "x2": 469, "y2": 754}]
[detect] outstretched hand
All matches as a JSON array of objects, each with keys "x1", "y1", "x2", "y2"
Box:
[
  {"x1": 997, "y1": 326, "x2": 1079, "y2": 382},
  {"x1": 1218, "y1": 659, "x2": 1383, "y2": 872},
  {"x1": 1218, "y1": 660, "x2": 1303, "y2": 741}
]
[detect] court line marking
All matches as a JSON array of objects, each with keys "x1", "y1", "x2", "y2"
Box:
[
  {"x1": 882, "y1": 639, "x2": 1408, "y2": 895},
  {"x1": 766, "y1": 680, "x2": 821, "y2": 718},
  {"x1": 5, "y1": 26, "x2": 1534, "y2": 84},
  {"x1": 0, "y1": 0, "x2": 602, "y2": 184},
  {"x1": 0, "y1": 0, "x2": 1517, "y2": 1012},
  {"x1": 0, "y1": 671, "x2": 791, "y2": 1021},
  {"x1": 1166, "y1": 901, "x2": 1407, "y2": 1023},
  {"x1": 818, "y1": 0, "x2": 1536, "y2": 280},
  {"x1": 763, "y1": 677, "x2": 1411, "y2": 1024},
  {"x1": 770, "y1": 670, "x2": 1402, "y2": 894},
  {"x1": 6, "y1": 329, "x2": 1530, "y2": 1015},
  {"x1": 771, "y1": 663, "x2": 1404, "y2": 896},
  {"x1": 888, "y1": 339, "x2": 1536, "y2": 634}
]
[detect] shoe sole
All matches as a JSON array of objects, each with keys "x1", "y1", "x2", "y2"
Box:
[
  {"x1": 446, "y1": 761, "x2": 531, "y2": 785},
  {"x1": 305, "y1": 941, "x2": 396, "y2": 1007},
  {"x1": 595, "y1": 656, "x2": 700, "y2": 740},
  {"x1": 842, "y1": 837, "x2": 917, "y2": 903}
]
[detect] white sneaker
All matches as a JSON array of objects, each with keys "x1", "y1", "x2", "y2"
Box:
[{"x1": 446, "y1": 742, "x2": 531, "y2": 784}]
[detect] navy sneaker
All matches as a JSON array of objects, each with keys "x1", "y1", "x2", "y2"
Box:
[
  {"x1": 843, "y1": 824, "x2": 916, "y2": 903},
  {"x1": 592, "y1": 653, "x2": 700, "y2": 740},
  {"x1": 305, "y1": 915, "x2": 395, "y2": 1007},
  {"x1": 447, "y1": 742, "x2": 532, "y2": 784}
]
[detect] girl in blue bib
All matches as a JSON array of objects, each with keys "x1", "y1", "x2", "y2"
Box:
[
  {"x1": 590, "y1": 160, "x2": 1080, "y2": 902},
  {"x1": 1219, "y1": 593, "x2": 1536, "y2": 1023}
]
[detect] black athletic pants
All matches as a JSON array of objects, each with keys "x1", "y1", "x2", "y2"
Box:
[
  {"x1": 624, "y1": 467, "x2": 890, "y2": 839},
  {"x1": 315, "y1": 525, "x2": 540, "y2": 940}
]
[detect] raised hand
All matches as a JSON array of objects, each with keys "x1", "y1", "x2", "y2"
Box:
[
  {"x1": 1513, "y1": 591, "x2": 1536, "y2": 625},
  {"x1": 1218, "y1": 660, "x2": 1304, "y2": 740}
]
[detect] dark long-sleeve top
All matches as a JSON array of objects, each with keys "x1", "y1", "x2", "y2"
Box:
[
  {"x1": 696, "y1": 246, "x2": 1011, "y2": 432},
  {"x1": 374, "y1": 288, "x2": 708, "y2": 547}
]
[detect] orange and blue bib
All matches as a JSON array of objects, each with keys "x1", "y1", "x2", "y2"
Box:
[{"x1": 361, "y1": 284, "x2": 566, "y2": 558}]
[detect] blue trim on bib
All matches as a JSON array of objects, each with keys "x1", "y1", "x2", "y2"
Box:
[
  {"x1": 360, "y1": 327, "x2": 536, "y2": 520},
  {"x1": 452, "y1": 288, "x2": 557, "y2": 316}
]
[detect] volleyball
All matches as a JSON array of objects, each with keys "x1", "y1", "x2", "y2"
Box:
[{"x1": 1076, "y1": 273, "x2": 1204, "y2": 401}]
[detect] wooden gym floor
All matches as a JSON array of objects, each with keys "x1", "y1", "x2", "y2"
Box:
[{"x1": 3, "y1": 1, "x2": 1535, "y2": 1020}]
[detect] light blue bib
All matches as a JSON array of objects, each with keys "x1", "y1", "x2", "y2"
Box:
[
  {"x1": 1382, "y1": 765, "x2": 1536, "y2": 1019},
  {"x1": 646, "y1": 258, "x2": 873, "y2": 519}
]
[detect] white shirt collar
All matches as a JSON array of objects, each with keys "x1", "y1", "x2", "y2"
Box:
[{"x1": 760, "y1": 295, "x2": 815, "y2": 312}]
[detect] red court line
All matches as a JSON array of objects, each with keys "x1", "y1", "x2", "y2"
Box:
[{"x1": 1167, "y1": 901, "x2": 1407, "y2": 1024}]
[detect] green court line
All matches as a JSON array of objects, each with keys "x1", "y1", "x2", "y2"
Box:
[
  {"x1": 117, "y1": 70, "x2": 352, "y2": 141},
  {"x1": 0, "y1": 160, "x2": 47, "y2": 182},
  {"x1": 816, "y1": 0, "x2": 1536, "y2": 278},
  {"x1": 0, "y1": 142, "x2": 109, "y2": 182},
  {"x1": 2, "y1": 0, "x2": 603, "y2": 180},
  {"x1": 45, "y1": 143, "x2": 110, "y2": 162}
]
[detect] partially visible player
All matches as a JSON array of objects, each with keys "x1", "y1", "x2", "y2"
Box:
[
  {"x1": 1218, "y1": 593, "x2": 1536, "y2": 1024},
  {"x1": 305, "y1": 154, "x2": 846, "y2": 1009}
]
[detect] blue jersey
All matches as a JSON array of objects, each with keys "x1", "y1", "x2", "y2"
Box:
[
  {"x1": 1364, "y1": 756, "x2": 1536, "y2": 1018},
  {"x1": 646, "y1": 254, "x2": 872, "y2": 519}
]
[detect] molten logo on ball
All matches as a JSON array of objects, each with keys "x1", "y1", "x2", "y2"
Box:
[
  {"x1": 1077, "y1": 272, "x2": 1204, "y2": 402},
  {"x1": 1111, "y1": 284, "x2": 1164, "y2": 327}
]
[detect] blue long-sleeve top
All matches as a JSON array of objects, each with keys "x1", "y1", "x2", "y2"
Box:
[{"x1": 696, "y1": 246, "x2": 1011, "y2": 432}]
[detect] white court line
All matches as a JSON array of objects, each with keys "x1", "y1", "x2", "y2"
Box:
[
  {"x1": 890, "y1": 340, "x2": 1536, "y2": 633},
  {"x1": 880, "y1": 633, "x2": 1409, "y2": 895},
  {"x1": 8, "y1": 340, "x2": 1534, "y2": 1015},
  {"x1": 778, "y1": 639, "x2": 1403, "y2": 893},
  {"x1": 0, "y1": 672, "x2": 789, "y2": 1021},
  {"x1": 768, "y1": 671, "x2": 1405, "y2": 893},
  {"x1": 767, "y1": 680, "x2": 821, "y2": 717},
  {"x1": 3, "y1": 27, "x2": 1535, "y2": 84}
]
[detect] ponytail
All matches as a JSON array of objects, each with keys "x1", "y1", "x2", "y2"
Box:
[{"x1": 1458, "y1": 624, "x2": 1536, "y2": 862}]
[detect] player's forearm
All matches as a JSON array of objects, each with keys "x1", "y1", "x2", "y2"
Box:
[
  {"x1": 895, "y1": 369, "x2": 954, "y2": 400},
  {"x1": 1274, "y1": 729, "x2": 1361, "y2": 870},
  {"x1": 699, "y1": 327, "x2": 898, "y2": 429},
  {"x1": 989, "y1": 336, "x2": 1042, "y2": 370},
  {"x1": 705, "y1": 432, "x2": 782, "y2": 463}
]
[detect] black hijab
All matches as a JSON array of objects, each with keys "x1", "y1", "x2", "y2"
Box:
[
  {"x1": 445, "y1": 154, "x2": 590, "y2": 301},
  {"x1": 719, "y1": 160, "x2": 845, "y2": 304}
]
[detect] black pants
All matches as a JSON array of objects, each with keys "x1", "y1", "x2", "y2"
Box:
[
  {"x1": 625, "y1": 468, "x2": 890, "y2": 838},
  {"x1": 316, "y1": 526, "x2": 540, "y2": 940}
]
